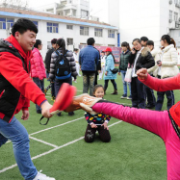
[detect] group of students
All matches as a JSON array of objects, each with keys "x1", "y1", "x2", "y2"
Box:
[
  {"x1": 1, "y1": 18, "x2": 180, "y2": 180},
  {"x1": 119, "y1": 35, "x2": 179, "y2": 110}
]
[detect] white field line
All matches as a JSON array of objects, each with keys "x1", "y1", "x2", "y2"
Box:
[
  {"x1": 30, "y1": 117, "x2": 84, "y2": 136},
  {"x1": 0, "y1": 121, "x2": 122, "y2": 174},
  {"x1": 29, "y1": 136, "x2": 58, "y2": 148}
]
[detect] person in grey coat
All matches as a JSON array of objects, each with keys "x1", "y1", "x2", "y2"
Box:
[{"x1": 49, "y1": 38, "x2": 77, "y2": 116}]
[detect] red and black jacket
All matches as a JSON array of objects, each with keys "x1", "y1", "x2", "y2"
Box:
[{"x1": 0, "y1": 35, "x2": 46, "y2": 123}]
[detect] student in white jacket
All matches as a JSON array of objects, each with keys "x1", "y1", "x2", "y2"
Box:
[
  {"x1": 73, "y1": 48, "x2": 81, "y2": 77},
  {"x1": 99, "y1": 51, "x2": 106, "y2": 80},
  {"x1": 155, "y1": 35, "x2": 179, "y2": 111}
]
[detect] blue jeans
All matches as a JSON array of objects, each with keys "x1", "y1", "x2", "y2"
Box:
[
  {"x1": 33, "y1": 78, "x2": 44, "y2": 112},
  {"x1": 121, "y1": 70, "x2": 131, "y2": 96},
  {"x1": 0, "y1": 117, "x2": 37, "y2": 180}
]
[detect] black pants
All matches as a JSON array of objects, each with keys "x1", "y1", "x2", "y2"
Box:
[
  {"x1": 54, "y1": 77, "x2": 74, "y2": 115},
  {"x1": 94, "y1": 72, "x2": 98, "y2": 86},
  {"x1": 155, "y1": 76, "x2": 175, "y2": 111},
  {"x1": 104, "y1": 80, "x2": 117, "y2": 92},
  {"x1": 84, "y1": 124, "x2": 111, "y2": 143},
  {"x1": 144, "y1": 85, "x2": 156, "y2": 107},
  {"x1": 131, "y1": 77, "x2": 146, "y2": 109}
]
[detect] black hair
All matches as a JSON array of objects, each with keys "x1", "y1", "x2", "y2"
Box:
[
  {"x1": 34, "y1": 39, "x2": 42, "y2": 49},
  {"x1": 12, "y1": 18, "x2": 38, "y2": 36},
  {"x1": 132, "y1": 38, "x2": 141, "y2": 44},
  {"x1": 161, "y1": 34, "x2": 176, "y2": 47},
  {"x1": 107, "y1": 52, "x2": 116, "y2": 63},
  {"x1": 74, "y1": 48, "x2": 79, "y2": 51},
  {"x1": 51, "y1": 38, "x2": 57, "y2": 44},
  {"x1": 87, "y1": 38, "x2": 95, "y2": 45},
  {"x1": 146, "y1": 40, "x2": 154, "y2": 47},
  {"x1": 56, "y1": 38, "x2": 66, "y2": 54},
  {"x1": 140, "y1": 36, "x2": 149, "y2": 42},
  {"x1": 121, "y1": 41, "x2": 131, "y2": 51},
  {"x1": 101, "y1": 51, "x2": 105, "y2": 53},
  {"x1": 93, "y1": 85, "x2": 104, "y2": 95}
]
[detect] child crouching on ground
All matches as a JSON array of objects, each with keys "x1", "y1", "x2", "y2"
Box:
[{"x1": 84, "y1": 85, "x2": 111, "y2": 143}]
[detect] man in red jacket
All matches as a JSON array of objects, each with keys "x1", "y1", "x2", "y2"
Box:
[{"x1": 0, "y1": 19, "x2": 55, "y2": 180}]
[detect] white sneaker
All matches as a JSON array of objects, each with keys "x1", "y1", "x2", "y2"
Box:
[{"x1": 33, "y1": 172, "x2": 56, "y2": 180}]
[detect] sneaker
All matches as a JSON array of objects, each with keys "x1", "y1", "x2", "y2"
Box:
[
  {"x1": 33, "y1": 172, "x2": 55, "y2": 180},
  {"x1": 36, "y1": 110, "x2": 41, "y2": 114},
  {"x1": 51, "y1": 96, "x2": 55, "y2": 101},
  {"x1": 146, "y1": 104, "x2": 155, "y2": 109},
  {"x1": 68, "y1": 112, "x2": 75, "y2": 116},
  {"x1": 121, "y1": 94, "x2": 127, "y2": 99},
  {"x1": 44, "y1": 89, "x2": 48, "y2": 95},
  {"x1": 127, "y1": 95, "x2": 132, "y2": 100},
  {"x1": 65, "y1": 94, "x2": 101, "y2": 114}
]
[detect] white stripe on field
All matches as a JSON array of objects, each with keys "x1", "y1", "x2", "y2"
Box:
[
  {"x1": 0, "y1": 121, "x2": 122, "y2": 174},
  {"x1": 30, "y1": 117, "x2": 84, "y2": 136},
  {"x1": 29, "y1": 136, "x2": 58, "y2": 148}
]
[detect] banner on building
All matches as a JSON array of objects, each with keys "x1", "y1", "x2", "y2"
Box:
[{"x1": 79, "y1": 45, "x2": 121, "y2": 63}]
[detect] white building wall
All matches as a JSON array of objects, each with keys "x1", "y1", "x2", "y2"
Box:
[{"x1": 0, "y1": 16, "x2": 117, "y2": 58}]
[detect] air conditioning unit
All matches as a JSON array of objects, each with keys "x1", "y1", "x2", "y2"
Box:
[
  {"x1": 169, "y1": 19, "x2": 173, "y2": 23},
  {"x1": 169, "y1": 0, "x2": 172, "y2": 4}
]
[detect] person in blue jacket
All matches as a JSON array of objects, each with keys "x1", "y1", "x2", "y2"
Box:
[
  {"x1": 104, "y1": 47, "x2": 118, "y2": 95},
  {"x1": 79, "y1": 38, "x2": 100, "y2": 95}
]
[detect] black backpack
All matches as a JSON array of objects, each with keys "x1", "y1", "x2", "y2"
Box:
[{"x1": 54, "y1": 50, "x2": 71, "y2": 79}]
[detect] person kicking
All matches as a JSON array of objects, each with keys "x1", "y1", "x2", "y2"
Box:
[{"x1": 0, "y1": 19, "x2": 55, "y2": 180}]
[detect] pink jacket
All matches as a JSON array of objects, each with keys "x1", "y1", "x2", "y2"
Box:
[{"x1": 30, "y1": 48, "x2": 46, "y2": 80}]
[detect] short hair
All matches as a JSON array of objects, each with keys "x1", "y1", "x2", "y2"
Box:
[
  {"x1": 87, "y1": 38, "x2": 95, "y2": 45},
  {"x1": 146, "y1": 40, "x2": 154, "y2": 47},
  {"x1": 140, "y1": 36, "x2": 149, "y2": 42},
  {"x1": 51, "y1": 38, "x2": 57, "y2": 44},
  {"x1": 101, "y1": 51, "x2": 105, "y2": 53},
  {"x1": 74, "y1": 48, "x2": 79, "y2": 51},
  {"x1": 12, "y1": 18, "x2": 38, "y2": 36},
  {"x1": 132, "y1": 38, "x2": 141, "y2": 44},
  {"x1": 34, "y1": 39, "x2": 42, "y2": 48}
]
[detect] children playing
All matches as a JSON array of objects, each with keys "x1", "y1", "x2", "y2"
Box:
[{"x1": 84, "y1": 85, "x2": 111, "y2": 143}]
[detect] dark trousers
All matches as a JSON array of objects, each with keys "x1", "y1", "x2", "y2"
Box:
[
  {"x1": 155, "y1": 76, "x2": 175, "y2": 111},
  {"x1": 45, "y1": 81, "x2": 56, "y2": 98},
  {"x1": 33, "y1": 78, "x2": 44, "y2": 112},
  {"x1": 131, "y1": 77, "x2": 146, "y2": 109},
  {"x1": 84, "y1": 124, "x2": 111, "y2": 143},
  {"x1": 54, "y1": 77, "x2": 74, "y2": 115},
  {"x1": 94, "y1": 72, "x2": 98, "y2": 86},
  {"x1": 144, "y1": 85, "x2": 156, "y2": 106},
  {"x1": 104, "y1": 80, "x2": 117, "y2": 92},
  {"x1": 83, "y1": 72, "x2": 95, "y2": 96}
]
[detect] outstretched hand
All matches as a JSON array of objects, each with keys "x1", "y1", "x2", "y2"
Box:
[{"x1": 136, "y1": 68, "x2": 148, "y2": 80}]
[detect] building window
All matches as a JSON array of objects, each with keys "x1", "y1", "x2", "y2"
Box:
[
  {"x1": 67, "y1": 38, "x2": 73, "y2": 45},
  {"x1": 65, "y1": 9, "x2": 70, "y2": 16},
  {"x1": 72, "y1": 10, "x2": 76, "y2": 17},
  {"x1": 47, "y1": 22, "x2": 59, "y2": 33},
  {"x1": 174, "y1": 12, "x2": 178, "y2": 21},
  {"x1": 169, "y1": 10, "x2": 173, "y2": 21},
  {"x1": 81, "y1": 10, "x2": 89, "y2": 18},
  {"x1": 108, "y1": 30, "x2": 115, "y2": 38},
  {"x1": 67, "y1": 25, "x2": 73, "y2": 30},
  {"x1": 80, "y1": 26, "x2": 89, "y2": 36},
  {"x1": 95, "y1": 28, "x2": 103, "y2": 37},
  {"x1": 32, "y1": 21, "x2": 38, "y2": 28},
  {"x1": 0, "y1": 18, "x2": 14, "y2": 30}
]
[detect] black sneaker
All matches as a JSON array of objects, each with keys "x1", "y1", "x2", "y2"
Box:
[
  {"x1": 127, "y1": 95, "x2": 132, "y2": 100},
  {"x1": 36, "y1": 110, "x2": 41, "y2": 114},
  {"x1": 121, "y1": 94, "x2": 127, "y2": 99},
  {"x1": 68, "y1": 112, "x2": 75, "y2": 116},
  {"x1": 146, "y1": 104, "x2": 155, "y2": 109}
]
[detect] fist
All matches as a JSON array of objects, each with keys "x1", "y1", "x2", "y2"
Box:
[{"x1": 136, "y1": 68, "x2": 148, "y2": 80}]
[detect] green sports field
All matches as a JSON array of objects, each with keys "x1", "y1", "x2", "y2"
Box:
[{"x1": 0, "y1": 74, "x2": 180, "y2": 180}]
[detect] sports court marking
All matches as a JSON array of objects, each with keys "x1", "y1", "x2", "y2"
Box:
[
  {"x1": 30, "y1": 116, "x2": 84, "y2": 136},
  {"x1": 0, "y1": 120, "x2": 122, "y2": 174}
]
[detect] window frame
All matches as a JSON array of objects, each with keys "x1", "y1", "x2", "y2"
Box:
[{"x1": 80, "y1": 26, "x2": 89, "y2": 36}]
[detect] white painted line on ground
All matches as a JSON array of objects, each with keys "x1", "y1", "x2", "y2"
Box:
[
  {"x1": 29, "y1": 136, "x2": 58, "y2": 148},
  {"x1": 0, "y1": 121, "x2": 122, "y2": 174},
  {"x1": 30, "y1": 117, "x2": 84, "y2": 136}
]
